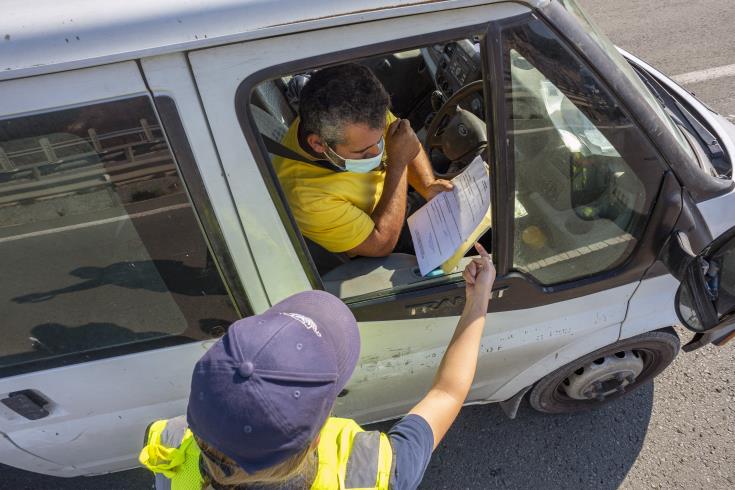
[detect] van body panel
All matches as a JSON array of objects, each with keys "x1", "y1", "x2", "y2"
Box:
[
  {"x1": 620, "y1": 49, "x2": 735, "y2": 178},
  {"x1": 140, "y1": 52, "x2": 271, "y2": 312},
  {"x1": 698, "y1": 187, "x2": 735, "y2": 239},
  {"x1": 0, "y1": 0, "x2": 548, "y2": 81},
  {"x1": 620, "y1": 275, "x2": 680, "y2": 341},
  {"x1": 0, "y1": 432, "x2": 66, "y2": 477},
  {"x1": 0, "y1": 341, "x2": 215, "y2": 476},
  {"x1": 0, "y1": 62, "x2": 146, "y2": 116},
  {"x1": 475, "y1": 285, "x2": 633, "y2": 403}
]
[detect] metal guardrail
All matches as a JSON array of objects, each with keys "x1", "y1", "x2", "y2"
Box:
[
  {"x1": 0, "y1": 120, "x2": 179, "y2": 206},
  {"x1": 0, "y1": 119, "x2": 162, "y2": 173}
]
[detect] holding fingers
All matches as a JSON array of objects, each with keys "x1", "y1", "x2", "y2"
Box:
[{"x1": 463, "y1": 242, "x2": 496, "y2": 302}]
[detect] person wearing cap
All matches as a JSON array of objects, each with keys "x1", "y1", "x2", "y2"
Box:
[{"x1": 140, "y1": 243, "x2": 495, "y2": 489}]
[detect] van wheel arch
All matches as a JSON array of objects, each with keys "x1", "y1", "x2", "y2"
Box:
[{"x1": 528, "y1": 328, "x2": 680, "y2": 414}]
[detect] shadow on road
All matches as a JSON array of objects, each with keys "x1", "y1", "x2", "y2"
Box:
[
  {"x1": 370, "y1": 382, "x2": 654, "y2": 489},
  {"x1": 0, "y1": 382, "x2": 654, "y2": 489}
]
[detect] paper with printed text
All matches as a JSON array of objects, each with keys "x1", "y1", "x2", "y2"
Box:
[{"x1": 408, "y1": 156, "x2": 491, "y2": 276}]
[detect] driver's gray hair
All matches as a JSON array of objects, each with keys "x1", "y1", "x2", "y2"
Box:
[{"x1": 299, "y1": 63, "x2": 391, "y2": 145}]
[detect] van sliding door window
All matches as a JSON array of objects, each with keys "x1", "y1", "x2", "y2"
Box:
[{"x1": 0, "y1": 97, "x2": 238, "y2": 376}]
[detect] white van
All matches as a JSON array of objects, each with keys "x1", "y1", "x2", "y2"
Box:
[{"x1": 1, "y1": 0, "x2": 734, "y2": 478}]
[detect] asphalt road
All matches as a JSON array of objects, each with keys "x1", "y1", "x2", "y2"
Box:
[
  {"x1": 3, "y1": 0, "x2": 735, "y2": 488},
  {"x1": 578, "y1": 0, "x2": 735, "y2": 122}
]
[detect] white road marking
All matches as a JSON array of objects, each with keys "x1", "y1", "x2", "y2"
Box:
[
  {"x1": 673, "y1": 63, "x2": 735, "y2": 85},
  {"x1": 0, "y1": 203, "x2": 191, "y2": 245}
]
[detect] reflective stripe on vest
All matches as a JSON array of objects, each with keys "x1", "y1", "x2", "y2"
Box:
[
  {"x1": 139, "y1": 416, "x2": 203, "y2": 490},
  {"x1": 140, "y1": 417, "x2": 392, "y2": 490},
  {"x1": 312, "y1": 418, "x2": 392, "y2": 489}
]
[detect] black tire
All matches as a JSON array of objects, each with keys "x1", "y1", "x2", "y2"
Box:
[{"x1": 528, "y1": 329, "x2": 680, "y2": 414}]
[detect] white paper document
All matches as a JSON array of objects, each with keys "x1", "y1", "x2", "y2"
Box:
[{"x1": 408, "y1": 156, "x2": 490, "y2": 276}]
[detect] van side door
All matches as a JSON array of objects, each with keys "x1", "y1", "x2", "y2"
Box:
[{"x1": 0, "y1": 61, "x2": 248, "y2": 476}]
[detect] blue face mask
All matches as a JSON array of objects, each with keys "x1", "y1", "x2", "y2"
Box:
[{"x1": 325, "y1": 138, "x2": 384, "y2": 173}]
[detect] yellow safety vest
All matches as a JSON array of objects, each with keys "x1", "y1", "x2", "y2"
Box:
[{"x1": 139, "y1": 416, "x2": 393, "y2": 490}]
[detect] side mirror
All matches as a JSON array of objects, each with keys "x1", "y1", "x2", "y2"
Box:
[{"x1": 674, "y1": 228, "x2": 735, "y2": 333}]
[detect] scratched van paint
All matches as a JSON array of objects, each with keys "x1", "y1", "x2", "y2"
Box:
[{"x1": 2, "y1": 0, "x2": 735, "y2": 477}]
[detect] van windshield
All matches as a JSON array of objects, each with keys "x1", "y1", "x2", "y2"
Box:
[{"x1": 558, "y1": 0, "x2": 696, "y2": 162}]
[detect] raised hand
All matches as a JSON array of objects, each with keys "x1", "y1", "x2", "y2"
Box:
[
  {"x1": 462, "y1": 242, "x2": 495, "y2": 303},
  {"x1": 385, "y1": 119, "x2": 420, "y2": 170}
]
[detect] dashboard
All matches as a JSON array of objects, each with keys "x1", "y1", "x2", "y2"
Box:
[
  {"x1": 421, "y1": 40, "x2": 485, "y2": 119},
  {"x1": 422, "y1": 40, "x2": 482, "y2": 98}
]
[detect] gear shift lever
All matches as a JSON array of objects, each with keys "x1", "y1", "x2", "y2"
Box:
[{"x1": 431, "y1": 90, "x2": 447, "y2": 111}]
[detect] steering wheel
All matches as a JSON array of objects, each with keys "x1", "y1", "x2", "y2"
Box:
[{"x1": 425, "y1": 80, "x2": 488, "y2": 178}]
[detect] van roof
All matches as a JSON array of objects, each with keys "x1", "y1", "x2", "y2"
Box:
[{"x1": 0, "y1": 0, "x2": 546, "y2": 80}]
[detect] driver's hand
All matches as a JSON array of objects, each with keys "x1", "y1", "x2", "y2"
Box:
[
  {"x1": 425, "y1": 179, "x2": 454, "y2": 200},
  {"x1": 386, "y1": 119, "x2": 420, "y2": 169}
]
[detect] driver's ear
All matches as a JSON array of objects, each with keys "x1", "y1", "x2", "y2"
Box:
[{"x1": 306, "y1": 134, "x2": 328, "y2": 154}]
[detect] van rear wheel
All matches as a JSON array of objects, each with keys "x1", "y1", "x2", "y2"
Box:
[{"x1": 528, "y1": 330, "x2": 680, "y2": 414}]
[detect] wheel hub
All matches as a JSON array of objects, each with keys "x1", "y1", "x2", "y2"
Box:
[{"x1": 561, "y1": 350, "x2": 644, "y2": 401}]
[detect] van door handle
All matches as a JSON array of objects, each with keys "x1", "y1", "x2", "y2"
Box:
[{"x1": 1, "y1": 390, "x2": 51, "y2": 420}]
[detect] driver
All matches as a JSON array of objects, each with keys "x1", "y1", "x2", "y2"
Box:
[{"x1": 273, "y1": 63, "x2": 453, "y2": 258}]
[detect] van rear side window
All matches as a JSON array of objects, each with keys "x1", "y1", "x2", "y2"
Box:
[{"x1": 0, "y1": 97, "x2": 238, "y2": 376}]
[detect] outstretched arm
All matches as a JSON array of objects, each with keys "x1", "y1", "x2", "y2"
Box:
[{"x1": 408, "y1": 243, "x2": 496, "y2": 449}]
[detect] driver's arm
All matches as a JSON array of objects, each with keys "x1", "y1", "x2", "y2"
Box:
[
  {"x1": 346, "y1": 119, "x2": 416, "y2": 257},
  {"x1": 407, "y1": 145, "x2": 454, "y2": 201}
]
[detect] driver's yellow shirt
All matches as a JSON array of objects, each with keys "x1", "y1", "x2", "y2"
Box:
[{"x1": 273, "y1": 112, "x2": 397, "y2": 253}]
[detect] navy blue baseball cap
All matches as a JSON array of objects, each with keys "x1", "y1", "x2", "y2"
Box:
[{"x1": 187, "y1": 290, "x2": 360, "y2": 473}]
